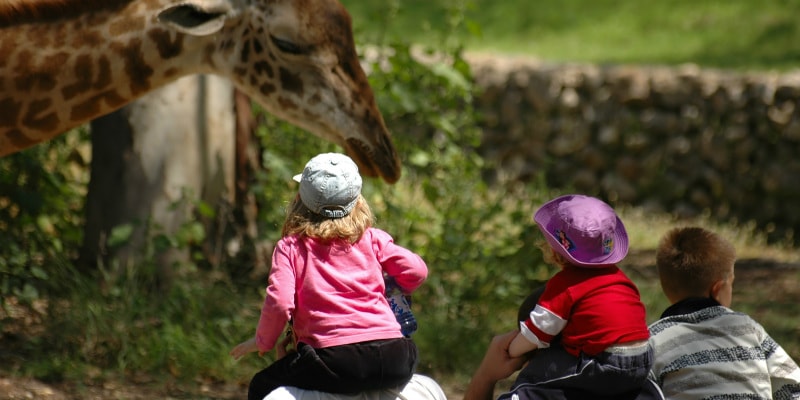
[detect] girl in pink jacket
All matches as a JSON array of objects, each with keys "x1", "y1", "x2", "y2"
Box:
[{"x1": 230, "y1": 153, "x2": 428, "y2": 400}]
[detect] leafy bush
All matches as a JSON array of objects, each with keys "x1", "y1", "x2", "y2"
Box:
[{"x1": 0, "y1": 129, "x2": 89, "y2": 305}]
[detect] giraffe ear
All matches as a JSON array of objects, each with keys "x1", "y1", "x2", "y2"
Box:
[{"x1": 157, "y1": 1, "x2": 233, "y2": 36}]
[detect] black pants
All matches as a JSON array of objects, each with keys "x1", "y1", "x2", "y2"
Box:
[{"x1": 248, "y1": 338, "x2": 418, "y2": 400}]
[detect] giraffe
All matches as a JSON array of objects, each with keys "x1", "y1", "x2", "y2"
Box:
[{"x1": 0, "y1": 0, "x2": 402, "y2": 182}]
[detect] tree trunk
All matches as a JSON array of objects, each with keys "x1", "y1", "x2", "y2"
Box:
[{"x1": 81, "y1": 75, "x2": 236, "y2": 285}]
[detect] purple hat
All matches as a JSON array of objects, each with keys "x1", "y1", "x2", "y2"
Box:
[{"x1": 533, "y1": 194, "x2": 628, "y2": 268}]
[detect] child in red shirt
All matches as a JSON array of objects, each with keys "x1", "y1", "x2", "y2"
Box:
[{"x1": 502, "y1": 194, "x2": 654, "y2": 398}]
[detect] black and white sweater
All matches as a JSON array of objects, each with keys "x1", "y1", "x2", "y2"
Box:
[{"x1": 649, "y1": 298, "x2": 800, "y2": 400}]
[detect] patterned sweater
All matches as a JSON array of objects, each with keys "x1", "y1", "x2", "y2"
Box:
[{"x1": 648, "y1": 298, "x2": 800, "y2": 400}]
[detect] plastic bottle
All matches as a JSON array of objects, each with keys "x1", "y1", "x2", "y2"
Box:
[{"x1": 384, "y1": 275, "x2": 418, "y2": 337}]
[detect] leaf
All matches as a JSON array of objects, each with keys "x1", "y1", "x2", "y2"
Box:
[
  {"x1": 108, "y1": 224, "x2": 134, "y2": 248},
  {"x1": 16, "y1": 283, "x2": 39, "y2": 302},
  {"x1": 153, "y1": 234, "x2": 176, "y2": 251},
  {"x1": 30, "y1": 266, "x2": 48, "y2": 280},
  {"x1": 389, "y1": 84, "x2": 418, "y2": 113},
  {"x1": 195, "y1": 200, "x2": 216, "y2": 218},
  {"x1": 430, "y1": 62, "x2": 470, "y2": 91}
]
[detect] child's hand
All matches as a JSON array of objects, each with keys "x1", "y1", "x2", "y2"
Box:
[
  {"x1": 229, "y1": 337, "x2": 259, "y2": 360},
  {"x1": 276, "y1": 333, "x2": 293, "y2": 359}
]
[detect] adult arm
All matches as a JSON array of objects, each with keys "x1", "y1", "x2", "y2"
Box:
[{"x1": 463, "y1": 330, "x2": 527, "y2": 400}]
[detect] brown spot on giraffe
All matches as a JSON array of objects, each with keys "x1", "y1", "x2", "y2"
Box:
[
  {"x1": 259, "y1": 82, "x2": 276, "y2": 96},
  {"x1": 253, "y1": 61, "x2": 272, "y2": 78},
  {"x1": 59, "y1": 54, "x2": 113, "y2": 102},
  {"x1": 23, "y1": 98, "x2": 59, "y2": 132},
  {"x1": 94, "y1": 56, "x2": 113, "y2": 89},
  {"x1": 110, "y1": 38, "x2": 153, "y2": 96},
  {"x1": 253, "y1": 38, "x2": 264, "y2": 54},
  {"x1": 14, "y1": 51, "x2": 65, "y2": 92},
  {"x1": 0, "y1": 98, "x2": 23, "y2": 129},
  {"x1": 240, "y1": 39, "x2": 251, "y2": 64},
  {"x1": 147, "y1": 28, "x2": 184, "y2": 59},
  {"x1": 277, "y1": 96, "x2": 298, "y2": 110},
  {"x1": 62, "y1": 54, "x2": 94, "y2": 101},
  {"x1": 0, "y1": 34, "x2": 14, "y2": 56},
  {"x1": 71, "y1": 30, "x2": 104, "y2": 49},
  {"x1": 278, "y1": 66, "x2": 303, "y2": 95},
  {"x1": 70, "y1": 91, "x2": 127, "y2": 122}
]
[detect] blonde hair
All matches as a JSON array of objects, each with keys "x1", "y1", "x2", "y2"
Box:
[
  {"x1": 282, "y1": 194, "x2": 374, "y2": 243},
  {"x1": 537, "y1": 239, "x2": 571, "y2": 268},
  {"x1": 655, "y1": 226, "x2": 736, "y2": 300}
]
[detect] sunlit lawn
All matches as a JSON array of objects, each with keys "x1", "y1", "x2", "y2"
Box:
[{"x1": 346, "y1": 0, "x2": 800, "y2": 71}]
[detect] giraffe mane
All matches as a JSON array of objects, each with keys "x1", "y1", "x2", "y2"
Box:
[{"x1": 0, "y1": 0, "x2": 131, "y2": 25}]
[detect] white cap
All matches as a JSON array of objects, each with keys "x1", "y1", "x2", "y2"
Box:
[{"x1": 293, "y1": 153, "x2": 362, "y2": 218}]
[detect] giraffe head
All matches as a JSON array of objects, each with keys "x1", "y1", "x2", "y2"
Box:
[
  {"x1": 0, "y1": 0, "x2": 402, "y2": 183},
  {"x1": 156, "y1": 0, "x2": 402, "y2": 182}
]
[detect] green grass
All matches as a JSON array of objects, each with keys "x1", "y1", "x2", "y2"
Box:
[{"x1": 345, "y1": 0, "x2": 800, "y2": 71}]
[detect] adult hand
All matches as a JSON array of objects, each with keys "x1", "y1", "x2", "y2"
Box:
[{"x1": 463, "y1": 330, "x2": 527, "y2": 400}]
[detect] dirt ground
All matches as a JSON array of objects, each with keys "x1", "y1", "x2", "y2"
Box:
[
  {"x1": 0, "y1": 377, "x2": 243, "y2": 400},
  {"x1": 2, "y1": 256, "x2": 798, "y2": 400}
]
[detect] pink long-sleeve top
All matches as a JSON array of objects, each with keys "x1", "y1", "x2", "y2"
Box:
[{"x1": 255, "y1": 227, "x2": 428, "y2": 352}]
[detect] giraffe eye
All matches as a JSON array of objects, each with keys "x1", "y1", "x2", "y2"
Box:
[{"x1": 270, "y1": 35, "x2": 304, "y2": 55}]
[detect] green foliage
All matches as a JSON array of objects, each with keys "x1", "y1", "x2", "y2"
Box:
[
  {"x1": 0, "y1": 129, "x2": 89, "y2": 304},
  {"x1": 7, "y1": 259, "x2": 257, "y2": 383}
]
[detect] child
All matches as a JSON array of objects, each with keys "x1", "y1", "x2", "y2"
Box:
[
  {"x1": 649, "y1": 226, "x2": 800, "y2": 399},
  {"x1": 502, "y1": 194, "x2": 654, "y2": 398},
  {"x1": 230, "y1": 153, "x2": 428, "y2": 400}
]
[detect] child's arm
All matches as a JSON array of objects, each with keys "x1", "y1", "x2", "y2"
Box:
[
  {"x1": 373, "y1": 229, "x2": 428, "y2": 292},
  {"x1": 229, "y1": 337, "x2": 260, "y2": 360},
  {"x1": 508, "y1": 331, "x2": 538, "y2": 358},
  {"x1": 764, "y1": 334, "x2": 800, "y2": 396}
]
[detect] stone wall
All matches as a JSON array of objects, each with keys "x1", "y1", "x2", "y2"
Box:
[{"x1": 469, "y1": 55, "x2": 800, "y2": 240}]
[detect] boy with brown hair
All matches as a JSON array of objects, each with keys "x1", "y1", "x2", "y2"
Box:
[{"x1": 649, "y1": 226, "x2": 800, "y2": 399}]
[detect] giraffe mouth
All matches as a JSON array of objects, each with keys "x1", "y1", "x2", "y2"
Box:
[{"x1": 344, "y1": 137, "x2": 400, "y2": 184}]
